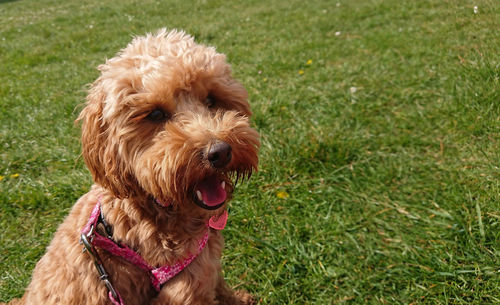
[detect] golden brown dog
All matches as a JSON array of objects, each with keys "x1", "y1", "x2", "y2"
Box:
[{"x1": 4, "y1": 28, "x2": 259, "y2": 305}]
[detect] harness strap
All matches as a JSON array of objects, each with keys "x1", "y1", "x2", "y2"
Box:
[
  {"x1": 91, "y1": 232, "x2": 154, "y2": 271},
  {"x1": 81, "y1": 199, "x2": 212, "y2": 304},
  {"x1": 151, "y1": 232, "x2": 209, "y2": 290}
]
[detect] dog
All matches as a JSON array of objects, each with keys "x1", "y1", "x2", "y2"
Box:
[{"x1": 3, "y1": 28, "x2": 259, "y2": 305}]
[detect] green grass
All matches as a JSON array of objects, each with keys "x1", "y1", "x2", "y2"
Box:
[{"x1": 1, "y1": 0, "x2": 499, "y2": 304}]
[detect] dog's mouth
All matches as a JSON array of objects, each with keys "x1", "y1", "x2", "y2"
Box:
[{"x1": 193, "y1": 175, "x2": 228, "y2": 210}]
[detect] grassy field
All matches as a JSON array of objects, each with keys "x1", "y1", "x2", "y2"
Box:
[{"x1": 1, "y1": 0, "x2": 499, "y2": 304}]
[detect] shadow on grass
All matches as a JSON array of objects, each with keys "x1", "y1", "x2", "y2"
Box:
[{"x1": 0, "y1": 0, "x2": 18, "y2": 3}]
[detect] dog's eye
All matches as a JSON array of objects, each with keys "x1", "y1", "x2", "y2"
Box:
[
  {"x1": 205, "y1": 95, "x2": 216, "y2": 108},
  {"x1": 146, "y1": 109, "x2": 168, "y2": 122}
]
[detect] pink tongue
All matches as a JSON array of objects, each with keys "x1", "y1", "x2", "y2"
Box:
[{"x1": 197, "y1": 177, "x2": 227, "y2": 206}]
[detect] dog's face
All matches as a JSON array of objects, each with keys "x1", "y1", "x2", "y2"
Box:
[{"x1": 78, "y1": 29, "x2": 259, "y2": 215}]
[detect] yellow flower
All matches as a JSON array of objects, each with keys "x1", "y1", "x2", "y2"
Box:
[
  {"x1": 306, "y1": 59, "x2": 312, "y2": 65},
  {"x1": 10, "y1": 173, "x2": 20, "y2": 178},
  {"x1": 0, "y1": 175, "x2": 4, "y2": 181},
  {"x1": 298, "y1": 70, "x2": 304, "y2": 75},
  {"x1": 276, "y1": 191, "x2": 289, "y2": 199}
]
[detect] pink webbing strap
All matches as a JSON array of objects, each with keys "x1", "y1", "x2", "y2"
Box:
[
  {"x1": 150, "y1": 231, "x2": 209, "y2": 290},
  {"x1": 81, "y1": 200, "x2": 211, "y2": 301},
  {"x1": 82, "y1": 203, "x2": 153, "y2": 273},
  {"x1": 92, "y1": 234, "x2": 153, "y2": 270},
  {"x1": 81, "y1": 200, "x2": 101, "y2": 235}
]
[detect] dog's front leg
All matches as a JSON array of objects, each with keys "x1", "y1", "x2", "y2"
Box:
[
  {"x1": 215, "y1": 277, "x2": 255, "y2": 305},
  {"x1": 150, "y1": 289, "x2": 215, "y2": 305},
  {"x1": 149, "y1": 276, "x2": 217, "y2": 305}
]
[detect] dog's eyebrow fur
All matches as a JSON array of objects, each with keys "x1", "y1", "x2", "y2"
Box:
[{"x1": 122, "y1": 91, "x2": 176, "y2": 116}]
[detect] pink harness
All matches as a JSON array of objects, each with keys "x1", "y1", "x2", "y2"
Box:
[{"x1": 80, "y1": 199, "x2": 227, "y2": 305}]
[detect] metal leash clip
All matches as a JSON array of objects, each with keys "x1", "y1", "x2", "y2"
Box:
[{"x1": 80, "y1": 228, "x2": 119, "y2": 301}]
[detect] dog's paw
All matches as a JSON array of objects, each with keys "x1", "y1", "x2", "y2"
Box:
[
  {"x1": 234, "y1": 290, "x2": 256, "y2": 305},
  {"x1": 216, "y1": 289, "x2": 256, "y2": 305}
]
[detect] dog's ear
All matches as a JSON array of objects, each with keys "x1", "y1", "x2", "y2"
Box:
[{"x1": 77, "y1": 79, "x2": 137, "y2": 198}]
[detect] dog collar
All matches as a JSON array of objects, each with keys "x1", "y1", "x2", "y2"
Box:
[{"x1": 80, "y1": 198, "x2": 219, "y2": 305}]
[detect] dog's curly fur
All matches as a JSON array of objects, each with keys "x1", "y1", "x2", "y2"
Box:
[{"x1": 4, "y1": 29, "x2": 259, "y2": 305}]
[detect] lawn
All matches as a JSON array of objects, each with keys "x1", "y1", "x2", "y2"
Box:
[{"x1": 0, "y1": 0, "x2": 499, "y2": 304}]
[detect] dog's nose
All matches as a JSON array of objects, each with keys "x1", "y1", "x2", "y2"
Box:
[{"x1": 207, "y1": 141, "x2": 232, "y2": 168}]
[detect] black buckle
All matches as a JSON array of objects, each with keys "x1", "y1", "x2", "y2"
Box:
[{"x1": 98, "y1": 205, "x2": 113, "y2": 238}]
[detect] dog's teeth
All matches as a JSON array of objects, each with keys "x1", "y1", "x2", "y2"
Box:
[
  {"x1": 221, "y1": 181, "x2": 225, "y2": 190},
  {"x1": 196, "y1": 190, "x2": 203, "y2": 201}
]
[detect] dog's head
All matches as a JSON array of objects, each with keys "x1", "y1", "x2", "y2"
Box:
[{"x1": 78, "y1": 29, "x2": 259, "y2": 214}]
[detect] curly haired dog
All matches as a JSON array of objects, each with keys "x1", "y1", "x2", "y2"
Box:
[{"x1": 4, "y1": 29, "x2": 259, "y2": 305}]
